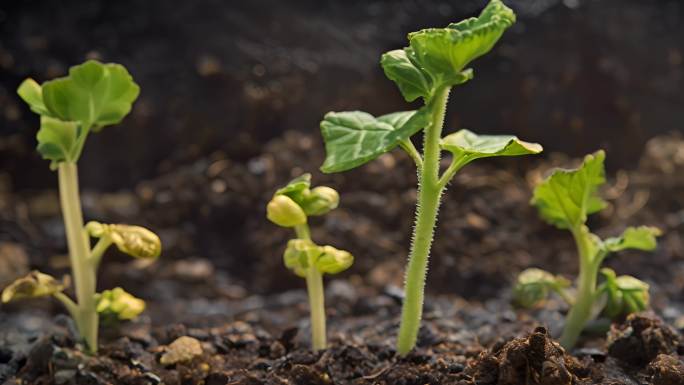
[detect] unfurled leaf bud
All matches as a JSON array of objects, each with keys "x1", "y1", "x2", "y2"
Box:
[
  {"x1": 2, "y1": 271, "x2": 66, "y2": 303},
  {"x1": 283, "y1": 239, "x2": 321, "y2": 277},
  {"x1": 96, "y1": 287, "x2": 146, "y2": 320},
  {"x1": 513, "y1": 268, "x2": 570, "y2": 308},
  {"x1": 109, "y1": 225, "x2": 162, "y2": 259},
  {"x1": 267, "y1": 195, "x2": 307, "y2": 227},
  {"x1": 301, "y1": 186, "x2": 340, "y2": 216},
  {"x1": 316, "y1": 245, "x2": 353, "y2": 275},
  {"x1": 600, "y1": 268, "x2": 649, "y2": 320}
]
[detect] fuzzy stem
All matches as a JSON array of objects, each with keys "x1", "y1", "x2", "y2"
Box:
[
  {"x1": 295, "y1": 223, "x2": 327, "y2": 351},
  {"x1": 397, "y1": 86, "x2": 450, "y2": 355},
  {"x1": 559, "y1": 226, "x2": 600, "y2": 349},
  {"x1": 58, "y1": 162, "x2": 98, "y2": 353}
]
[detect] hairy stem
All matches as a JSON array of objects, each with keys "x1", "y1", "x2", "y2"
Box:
[
  {"x1": 397, "y1": 86, "x2": 450, "y2": 355},
  {"x1": 295, "y1": 224, "x2": 327, "y2": 351},
  {"x1": 560, "y1": 227, "x2": 599, "y2": 349},
  {"x1": 58, "y1": 162, "x2": 98, "y2": 353}
]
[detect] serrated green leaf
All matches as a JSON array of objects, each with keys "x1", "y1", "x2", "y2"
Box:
[
  {"x1": 531, "y1": 150, "x2": 607, "y2": 230},
  {"x1": 17, "y1": 78, "x2": 51, "y2": 116},
  {"x1": 42, "y1": 60, "x2": 140, "y2": 129},
  {"x1": 320, "y1": 108, "x2": 430, "y2": 173},
  {"x1": 603, "y1": 226, "x2": 661, "y2": 252},
  {"x1": 440, "y1": 129, "x2": 542, "y2": 165},
  {"x1": 407, "y1": 0, "x2": 515, "y2": 85},
  {"x1": 35, "y1": 116, "x2": 78, "y2": 164},
  {"x1": 381, "y1": 49, "x2": 433, "y2": 102}
]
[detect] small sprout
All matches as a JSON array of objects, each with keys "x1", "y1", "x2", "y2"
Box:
[
  {"x1": 526, "y1": 150, "x2": 660, "y2": 349},
  {"x1": 268, "y1": 174, "x2": 353, "y2": 351},
  {"x1": 513, "y1": 268, "x2": 570, "y2": 308},
  {"x1": 9, "y1": 60, "x2": 156, "y2": 353},
  {"x1": 267, "y1": 195, "x2": 307, "y2": 227},
  {"x1": 599, "y1": 268, "x2": 650, "y2": 320},
  {"x1": 87, "y1": 222, "x2": 162, "y2": 259},
  {"x1": 318, "y1": 0, "x2": 541, "y2": 355},
  {"x1": 96, "y1": 287, "x2": 146, "y2": 321},
  {"x1": 2, "y1": 271, "x2": 65, "y2": 303}
]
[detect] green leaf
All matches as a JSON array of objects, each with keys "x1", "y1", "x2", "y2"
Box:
[
  {"x1": 17, "y1": 78, "x2": 51, "y2": 116},
  {"x1": 381, "y1": 49, "x2": 433, "y2": 102},
  {"x1": 440, "y1": 129, "x2": 542, "y2": 165},
  {"x1": 599, "y1": 268, "x2": 649, "y2": 320},
  {"x1": 531, "y1": 150, "x2": 607, "y2": 230},
  {"x1": 275, "y1": 173, "x2": 312, "y2": 201},
  {"x1": 36, "y1": 116, "x2": 79, "y2": 166},
  {"x1": 2, "y1": 271, "x2": 66, "y2": 303},
  {"x1": 320, "y1": 109, "x2": 430, "y2": 173},
  {"x1": 42, "y1": 60, "x2": 140, "y2": 129},
  {"x1": 512, "y1": 268, "x2": 571, "y2": 308},
  {"x1": 316, "y1": 245, "x2": 354, "y2": 275},
  {"x1": 407, "y1": 0, "x2": 515, "y2": 85},
  {"x1": 96, "y1": 287, "x2": 145, "y2": 321},
  {"x1": 603, "y1": 226, "x2": 661, "y2": 253}
]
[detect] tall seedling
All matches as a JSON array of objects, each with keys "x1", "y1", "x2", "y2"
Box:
[{"x1": 317, "y1": 0, "x2": 543, "y2": 355}]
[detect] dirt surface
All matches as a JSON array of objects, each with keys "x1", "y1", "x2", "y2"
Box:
[{"x1": 1, "y1": 130, "x2": 683, "y2": 384}]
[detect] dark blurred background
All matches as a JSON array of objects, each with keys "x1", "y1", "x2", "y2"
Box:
[
  {"x1": 0, "y1": 0, "x2": 683, "y2": 299},
  {"x1": 2, "y1": 0, "x2": 682, "y2": 189}
]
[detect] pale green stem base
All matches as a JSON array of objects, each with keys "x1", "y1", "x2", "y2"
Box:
[
  {"x1": 396, "y1": 86, "x2": 451, "y2": 356},
  {"x1": 559, "y1": 227, "x2": 601, "y2": 349},
  {"x1": 58, "y1": 162, "x2": 98, "y2": 353},
  {"x1": 296, "y1": 224, "x2": 327, "y2": 351}
]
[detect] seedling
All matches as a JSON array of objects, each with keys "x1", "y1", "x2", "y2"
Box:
[
  {"x1": 267, "y1": 174, "x2": 353, "y2": 351},
  {"x1": 515, "y1": 150, "x2": 659, "y2": 349},
  {"x1": 317, "y1": 0, "x2": 542, "y2": 355},
  {"x1": 2, "y1": 60, "x2": 161, "y2": 353}
]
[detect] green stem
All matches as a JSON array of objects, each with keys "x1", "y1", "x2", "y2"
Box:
[
  {"x1": 53, "y1": 292, "x2": 79, "y2": 320},
  {"x1": 397, "y1": 86, "x2": 450, "y2": 356},
  {"x1": 58, "y1": 162, "x2": 98, "y2": 353},
  {"x1": 295, "y1": 223, "x2": 327, "y2": 351},
  {"x1": 90, "y1": 237, "x2": 113, "y2": 269},
  {"x1": 559, "y1": 226, "x2": 600, "y2": 349},
  {"x1": 400, "y1": 139, "x2": 423, "y2": 170}
]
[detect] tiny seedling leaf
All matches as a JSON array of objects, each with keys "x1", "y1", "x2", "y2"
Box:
[
  {"x1": 603, "y1": 226, "x2": 661, "y2": 253},
  {"x1": 440, "y1": 129, "x2": 542, "y2": 165},
  {"x1": 320, "y1": 108, "x2": 430, "y2": 173},
  {"x1": 531, "y1": 150, "x2": 607, "y2": 230},
  {"x1": 381, "y1": 49, "x2": 434, "y2": 102},
  {"x1": 599, "y1": 268, "x2": 650, "y2": 319},
  {"x1": 513, "y1": 267, "x2": 570, "y2": 308},
  {"x1": 42, "y1": 60, "x2": 140, "y2": 130},
  {"x1": 407, "y1": 0, "x2": 515, "y2": 85},
  {"x1": 316, "y1": 245, "x2": 354, "y2": 275},
  {"x1": 35, "y1": 116, "x2": 79, "y2": 167},
  {"x1": 96, "y1": 287, "x2": 146, "y2": 320},
  {"x1": 17, "y1": 78, "x2": 51, "y2": 116},
  {"x1": 1, "y1": 271, "x2": 66, "y2": 303}
]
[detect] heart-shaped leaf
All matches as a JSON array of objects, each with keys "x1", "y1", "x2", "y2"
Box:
[
  {"x1": 320, "y1": 109, "x2": 430, "y2": 173},
  {"x1": 42, "y1": 60, "x2": 140, "y2": 130},
  {"x1": 531, "y1": 150, "x2": 607, "y2": 230}
]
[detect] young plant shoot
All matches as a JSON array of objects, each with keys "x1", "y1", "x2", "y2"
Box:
[
  {"x1": 317, "y1": 0, "x2": 542, "y2": 355},
  {"x1": 267, "y1": 174, "x2": 353, "y2": 351},
  {"x1": 515, "y1": 150, "x2": 660, "y2": 349},
  {"x1": 2, "y1": 60, "x2": 162, "y2": 353}
]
